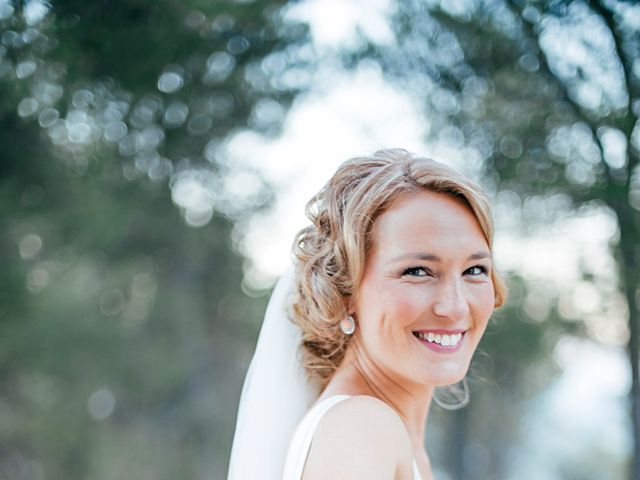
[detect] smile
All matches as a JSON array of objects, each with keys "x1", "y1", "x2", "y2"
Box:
[{"x1": 412, "y1": 330, "x2": 466, "y2": 353}]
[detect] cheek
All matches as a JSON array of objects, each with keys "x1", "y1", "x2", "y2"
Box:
[
  {"x1": 360, "y1": 283, "x2": 431, "y2": 331},
  {"x1": 391, "y1": 286, "x2": 432, "y2": 323},
  {"x1": 356, "y1": 287, "x2": 425, "y2": 363}
]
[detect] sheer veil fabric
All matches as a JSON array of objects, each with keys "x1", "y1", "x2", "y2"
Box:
[{"x1": 227, "y1": 266, "x2": 321, "y2": 480}]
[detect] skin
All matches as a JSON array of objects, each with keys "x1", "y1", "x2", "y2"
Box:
[{"x1": 302, "y1": 190, "x2": 496, "y2": 480}]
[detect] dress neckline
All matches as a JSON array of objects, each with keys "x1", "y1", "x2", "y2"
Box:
[{"x1": 308, "y1": 394, "x2": 424, "y2": 480}]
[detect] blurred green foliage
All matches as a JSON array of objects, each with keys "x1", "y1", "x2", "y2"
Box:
[
  {"x1": 0, "y1": 0, "x2": 636, "y2": 479},
  {"x1": 0, "y1": 0, "x2": 308, "y2": 478}
]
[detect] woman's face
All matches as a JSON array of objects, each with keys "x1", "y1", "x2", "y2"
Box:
[{"x1": 349, "y1": 190, "x2": 495, "y2": 387}]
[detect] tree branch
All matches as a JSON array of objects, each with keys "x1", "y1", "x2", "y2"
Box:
[
  {"x1": 503, "y1": 0, "x2": 625, "y2": 201},
  {"x1": 588, "y1": 0, "x2": 639, "y2": 174}
]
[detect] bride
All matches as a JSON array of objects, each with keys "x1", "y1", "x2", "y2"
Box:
[{"x1": 227, "y1": 149, "x2": 507, "y2": 480}]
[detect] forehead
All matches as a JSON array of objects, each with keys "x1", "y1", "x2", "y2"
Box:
[{"x1": 369, "y1": 190, "x2": 489, "y2": 261}]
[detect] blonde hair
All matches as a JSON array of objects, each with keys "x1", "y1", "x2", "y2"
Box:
[{"x1": 290, "y1": 148, "x2": 507, "y2": 388}]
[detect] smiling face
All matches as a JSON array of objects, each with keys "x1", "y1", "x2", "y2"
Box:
[{"x1": 348, "y1": 189, "x2": 496, "y2": 387}]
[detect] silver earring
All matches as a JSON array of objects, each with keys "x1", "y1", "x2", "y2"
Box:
[
  {"x1": 339, "y1": 314, "x2": 356, "y2": 335},
  {"x1": 433, "y1": 377, "x2": 469, "y2": 410}
]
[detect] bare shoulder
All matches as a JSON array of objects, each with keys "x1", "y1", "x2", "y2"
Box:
[{"x1": 301, "y1": 396, "x2": 413, "y2": 480}]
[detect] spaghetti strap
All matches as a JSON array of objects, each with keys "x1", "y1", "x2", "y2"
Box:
[
  {"x1": 282, "y1": 395, "x2": 351, "y2": 480},
  {"x1": 413, "y1": 459, "x2": 423, "y2": 480},
  {"x1": 282, "y1": 394, "x2": 423, "y2": 480}
]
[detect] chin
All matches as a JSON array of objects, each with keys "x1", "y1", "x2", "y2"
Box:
[{"x1": 423, "y1": 367, "x2": 469, "y2": 387}]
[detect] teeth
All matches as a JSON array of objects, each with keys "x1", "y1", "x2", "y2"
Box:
[{"x1": 415, "y1": 332, "x2": 463, "y2": 347}]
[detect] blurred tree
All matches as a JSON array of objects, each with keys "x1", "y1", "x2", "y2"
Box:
[
  {"x1": 2, "y1": 0, "x2": 632, "y2": 478},
  {"x1": 0, "y1": 0, "x2": 310, "y2": 478},
  {"x1": 362, "y1": 0, "x2": 637, "y2": 478}
]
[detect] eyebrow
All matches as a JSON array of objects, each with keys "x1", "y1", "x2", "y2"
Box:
[{"x1": 389, "y1": 251, "x2": 491, "y2": 263}]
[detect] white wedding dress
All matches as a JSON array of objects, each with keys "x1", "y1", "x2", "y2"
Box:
[
  {"x1": 226, "y1": 267, "x2": 424, "y2": 480},
  {"x1": 282, "y1": 394, "x2": 423, "y2": 480}
]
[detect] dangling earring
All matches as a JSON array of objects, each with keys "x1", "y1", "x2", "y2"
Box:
[
  {"x1": 340, "y1": 314, "x2": 356, "y2": 335},
  {"x1": 433, "y1": 377, "x2": 469, "y2": 410}
]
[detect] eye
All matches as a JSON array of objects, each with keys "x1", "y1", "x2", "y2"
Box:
[
  {"x1": 465, "y1": 265, "x2": 488, "y2": 276},
  {"x1": 402, "y1": 266, "x2": 431, "y2": 277}
]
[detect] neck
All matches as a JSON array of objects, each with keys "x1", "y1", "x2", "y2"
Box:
[{"x1": 321, "y1": 340, "x2": 433, "y2": 451}]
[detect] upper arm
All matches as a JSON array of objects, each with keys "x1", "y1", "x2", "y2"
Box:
[{"x1": 301, "y1": 396, "x2": 413, "y2": 480}]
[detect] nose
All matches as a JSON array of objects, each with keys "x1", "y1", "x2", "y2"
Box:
[{"x1": 432, "y1": 278, "x2": 470, "y2": 321}]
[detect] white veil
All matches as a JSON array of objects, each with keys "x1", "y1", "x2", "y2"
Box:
[{"x1": 227, "y1": 266, "x2": 321, "y2": 480}]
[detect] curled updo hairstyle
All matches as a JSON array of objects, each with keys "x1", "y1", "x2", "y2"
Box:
[{"x1": 290, "y1": 149, "x2": 507, "y2": 388}]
